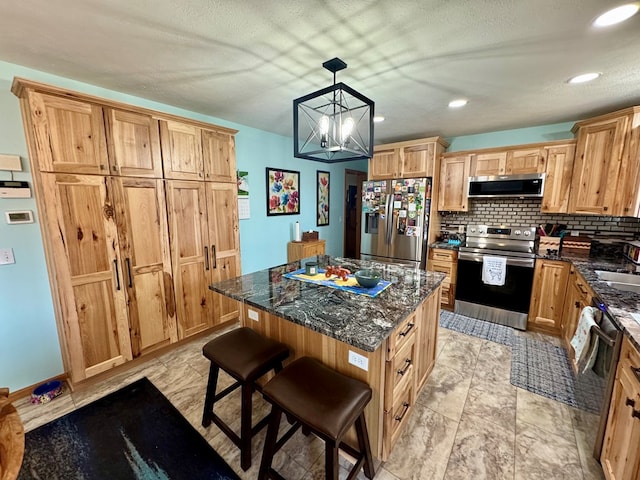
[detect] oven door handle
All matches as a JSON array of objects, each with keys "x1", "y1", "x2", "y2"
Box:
[{"x1": 458, "y1": 251, "x2": 536, "y2": 268}]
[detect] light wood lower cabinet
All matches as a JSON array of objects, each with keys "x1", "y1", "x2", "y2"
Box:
[
  {"x1": 427, "y1": 248, "x2": 457, "y2": 310},
  {"x1": 241, "y1": 285, "x2": 441, "y2": 461},
  {"x1": 601, "y1": 337, "x2": 640, "y2": 480},
  {"x1": 561, "y1": 266, "x2": 594, "y2": 368},
  {"x1": 528, "y1": 260, "x2": 570, "y2": 336},
  {"x1": 166, "y1": 180, "x2": 241, "y2": 339},
  {"x1": 287, "y1": 240, "x2": 326, "y2": 262}
]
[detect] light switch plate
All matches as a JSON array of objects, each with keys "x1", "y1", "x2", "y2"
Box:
[{"x1": 0, "y1": 248, "x2": 15, "y2": 265}]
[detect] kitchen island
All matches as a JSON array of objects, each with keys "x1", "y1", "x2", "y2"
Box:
[{"x1": 209, "y1": 255, "x2": 445, "y2": 460}]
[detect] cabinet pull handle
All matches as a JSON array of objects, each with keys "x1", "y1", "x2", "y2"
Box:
[
  {"x1": 204, "y1": 246, "x2": 210, "y2": 271},
  {"x1": 576, "y1": 283, "x2": 589, "y2": 295},
  {"x1": 113, "y1": 259, "x2": 121, "y2": 290},
  {"x1": 397, "y1": 359, "x2": 412, "y2": 376},
  {"x1": 633, "y1": 410, "x2": 640, "y2": 420},
  {"x1": 399, "y1": 322, "x2": 415, "y2": 337},
  {"x1": 395, "y1": 402, "x2": 410, "y2": 422},
  {"x1": 212, "y1": 245, "x2": 217, "y2": 269},
  {"x1": 632, "y1": 366, "x2": 640, "y2": 382},
  {"x1": 126, "y1": 258, "x2": 133, "y2": 288},
  {"x1": 626, "y1": 397, "x2": 635, "y2": 408}
]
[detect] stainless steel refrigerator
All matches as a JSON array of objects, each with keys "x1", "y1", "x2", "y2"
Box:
[{"x1": 360, "y1": 178, "x2": 432, "y2": 268}]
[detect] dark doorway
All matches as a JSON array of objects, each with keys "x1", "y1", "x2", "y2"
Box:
[{"x1": 343, "y1": 169, "x2": 366, "y2": 258}]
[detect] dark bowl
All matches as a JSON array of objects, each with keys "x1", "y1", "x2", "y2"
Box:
[{"x1": 354, "y1": 269, "x2": 382, "y2": 288}]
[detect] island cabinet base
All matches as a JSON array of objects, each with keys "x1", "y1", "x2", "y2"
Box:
[{"x1": 240, "y1": 285, "x2": 441, "y2": 461}]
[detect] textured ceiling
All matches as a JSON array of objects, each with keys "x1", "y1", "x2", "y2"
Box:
[{"x1": 1, "y1": 0, "x2": 639, "y2": 144}]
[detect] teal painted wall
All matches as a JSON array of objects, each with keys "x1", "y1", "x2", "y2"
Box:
[
  {"x1": 446, "y1": 121, "x2": 576, "y2": 151},
  {"x1": 0, "y1": 60, "x2": 366, "y2": 391}
]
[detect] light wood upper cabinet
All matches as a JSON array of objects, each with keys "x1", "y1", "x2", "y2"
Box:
[
  {"x1": 369, "y1": 137, "x2": 448, "y2": 180},
  {"x1": 113, "y1": 177, "x2": 177, "y2": 356},
  {"x1": 402, "y1": 143, "x2": 436, "y2": 177},
  {"x1": 159, "y1": 120, "x2": 205, "y2": 180},
  {"x1": 470, "y1": 152, "x2": 507, "y2": 176},
  {"x1": 105, "y1": 109, "x2": 163, "y2": 178},
  {"x1": 438, "y1": 155, "x2": 471, "y2": 211},
  {"x1": 202, "y1": 129, "x2": 237, "y2": 183},
  {"x1": 569, "y1": 107, "x2": 640, "y2": 217},
  {"x1": 506, "y1": 148, "x2": 546, "y2": 174},
  {"x1": 26, "y1": 92, "x2": 109, "y2": 174},
  {"x1": 369, "y1": 148, "x2": 399, "y2": 180},
  {"x1": 601, "y1": 337, "x2": 640, "y2": 480},
  {"x1": 40, "y1": 173, "x2": 132, "y2": 382},
  {"x1": 528, "y1": 259, "x2": 570, "y2": 336},
  {"x1": 541, "y1": 142, "x2": 575, "y2": 213}
]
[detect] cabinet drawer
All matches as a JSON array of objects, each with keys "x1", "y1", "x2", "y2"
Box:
[
  {"x1": 619, "y1": 337, "x2": 640, "y2": 373},
  {"x1": 386, "y1": 312, "x2": 416, "y2": 361},
  {"x1": 429, "y1": 259, "x2": 453, "y2": 277},
  {"x1": 383, "y1": 376, "x2": 416, "y2": 454},
  {"x1": 387, "y1": 334, "x2": 416, "y2": 396},
  {"x1": 430, "y1": 249, "x2": 457, "y2": 263}
]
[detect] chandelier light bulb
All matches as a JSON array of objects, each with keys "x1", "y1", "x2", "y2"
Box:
[
  {"x1": 341, "y1": 117, "x2": 355, "y2": 144},
  {"x1": 319, "y1": 115, "x2": 330, "y2": 135}
]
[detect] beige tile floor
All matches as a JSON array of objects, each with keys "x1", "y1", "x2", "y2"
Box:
[{"x1": 15, "y1": 322, "x2": 606, "y2": 480}]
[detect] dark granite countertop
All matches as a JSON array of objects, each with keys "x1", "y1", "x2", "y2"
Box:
[
  {"x1": 209, "y1": 255, "x2": 445, "y2": 352},
  {"x1": 429, "y1": 242, "x2": 460, "y2": 251},
  {"x1": 537, "y1": 253, "x2": 640, "y2": 350}
]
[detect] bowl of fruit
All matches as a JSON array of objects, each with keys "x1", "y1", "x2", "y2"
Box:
[{"x1": 354, "y1": 270, "x2": 382, "y2": 288}]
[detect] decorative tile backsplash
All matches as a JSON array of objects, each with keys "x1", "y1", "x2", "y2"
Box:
[{"x1": 439, "y1": 198, "x2": 640, "y2": 238}]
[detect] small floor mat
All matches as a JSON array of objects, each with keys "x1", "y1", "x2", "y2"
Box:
[{"x1": 439, "y1": 310, "x2": 515, "y2": 346}]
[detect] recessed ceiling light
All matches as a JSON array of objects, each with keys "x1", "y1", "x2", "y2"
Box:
[
  {"x1": 568, "y1": 72, "x2": 602, "y2": 84},
  {"x1": 448, "y1": 99, "x2": 468, "y2": 108},
  {"x1": 593, "y1": 3, "x2": 639, "y2": 27},
  {"x1": 373, "y1": 115, "x2": 385, "y2": 123}
]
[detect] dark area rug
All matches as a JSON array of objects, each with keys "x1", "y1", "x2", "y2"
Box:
[
  {"x1": 18, "y1": 377, "x2": 239, "y2": 480},
  {"x1": 440, "y1": 312, "x2": 605, "y2": 414}
]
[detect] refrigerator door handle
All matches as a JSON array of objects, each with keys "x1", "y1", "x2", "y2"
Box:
[{"x1": 385, "y1": 190, "x2": 394, "y2": 245}]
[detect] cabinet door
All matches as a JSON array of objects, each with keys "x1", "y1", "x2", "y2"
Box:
[
  {"x1": 415, "y1": 290, "x2": 440, "y2": 390},
  {"x1": 541, "y1": 144, "x2": 575, "y2": 213},
  {"x1": 202, "y1": 129, "x2": 237, "y2": 183},
  {"x1": 438, "y1": 155, "x2": 471, "y2": 211},
  {"x1": 206, "y1": 182, "x2": 241, "y2": 325},
  {"x1": 561, "y1": 268, "x2": 593, "y2": 364},
  {"x1": 166, "y1": 180, "x2": 212, "y2": 338},
  {"x1": 159, "y1": 120, "x2": 204, "y2": 180},
  {"x1": 105, "y1": 109, "x2": 162, "y2": 178},
  {"x1": 506, "y1": 148, "x2": 546, "y2": 174},
  {"x1": 471, "y1": 152, "x2": 507, "y2": 176},
  {"x1": 114, "y1": 178, "x2": 177, "y2": 356},
  {"x1": 601, "y1": 362, "x2": 640, "y2": 480},
  {"x1": 27, "y1": 92, "x2": 109, "y2": 174},
  {"x1": 369, "y1": 149, "x2": 399, "y2": 180},
  {"x1": 401, "y1": 143, "x2": 435, "y2": 178},
  {"x1": 527, "y1": 260, "x2": 569, "y2": 336},
  {"x1": 569, "y1": 117, "x2": 628, "y2": 215},
  {"x1": 41, "y1": 173, "x2": 132, "y2": 382}
]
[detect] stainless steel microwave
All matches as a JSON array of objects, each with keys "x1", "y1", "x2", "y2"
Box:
[{"x1": 468, "y1": 173, "x2": 545, "y2": 198}]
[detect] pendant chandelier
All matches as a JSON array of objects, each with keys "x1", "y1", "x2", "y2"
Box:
[{"x1": 293, "y1": 58, "x2": 374, "y2": 163}]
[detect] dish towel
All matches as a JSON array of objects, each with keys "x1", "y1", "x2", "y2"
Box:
[
  {"x1": 571, "y1": 306, "x2": 598, "y2": 371},
  {"x1": 482, "y1": 256, "x2": 507, "y2": 286}
]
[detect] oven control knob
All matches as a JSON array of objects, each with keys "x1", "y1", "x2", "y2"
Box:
[
  {"x1": 523, "y1": 230, "x2": 531, "y2": 236},
  {"x1": 514, "y1": 230, "x2": 522, "y2": 236},
  {"x1": 470, "y1": 227, "x2": 476, "y2": 233}
]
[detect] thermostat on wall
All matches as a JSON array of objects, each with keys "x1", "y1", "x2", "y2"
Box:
[
  {"x1": 0, "y1": 180, "x2": 31, "y2": 198},
  {"x1": 5, "y1": 210, "x2": 34, "y2": 224}
]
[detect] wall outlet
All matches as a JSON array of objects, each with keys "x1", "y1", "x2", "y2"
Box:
[
  {"x1": 0, "y1": 248, "x2": 15, "y2": 265},
  {"x1": 247, "y1": 309, "x2": 259, "y2": 322},
  {"x1": 348, "y1": 350, "x2": 369, "y2": 371}
]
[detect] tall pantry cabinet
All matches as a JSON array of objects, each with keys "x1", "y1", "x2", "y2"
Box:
[{"x1": 13, "y1": 79, "x2": 240, "y2": 385}]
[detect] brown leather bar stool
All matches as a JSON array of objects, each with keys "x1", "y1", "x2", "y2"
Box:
[
  {"x1": 258, "y1": 356, "x2": 375, "y2": 480},
  {"x1": 202, "y1": 327, "x2": 289, "y2": 471}
]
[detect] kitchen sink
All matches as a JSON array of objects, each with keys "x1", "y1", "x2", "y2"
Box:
[
  {"x1": 595, "y1": 270, "x2": 640, "y2": 294},
  {"x1": 595, "y1": 270, "x2": 640, "y2": 284}
]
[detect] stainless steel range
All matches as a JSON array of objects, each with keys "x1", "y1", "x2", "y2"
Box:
[{"x1": 455, "y1": 225, "x2": 538, "y2": 330}]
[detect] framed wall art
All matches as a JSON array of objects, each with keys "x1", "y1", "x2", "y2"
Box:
[
  {"x1": 266, "y1": 168, "x2": 300, "y2": 216},
  {"x1": 316, "y1": 170, "x2": 330, "y2": 226}
]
